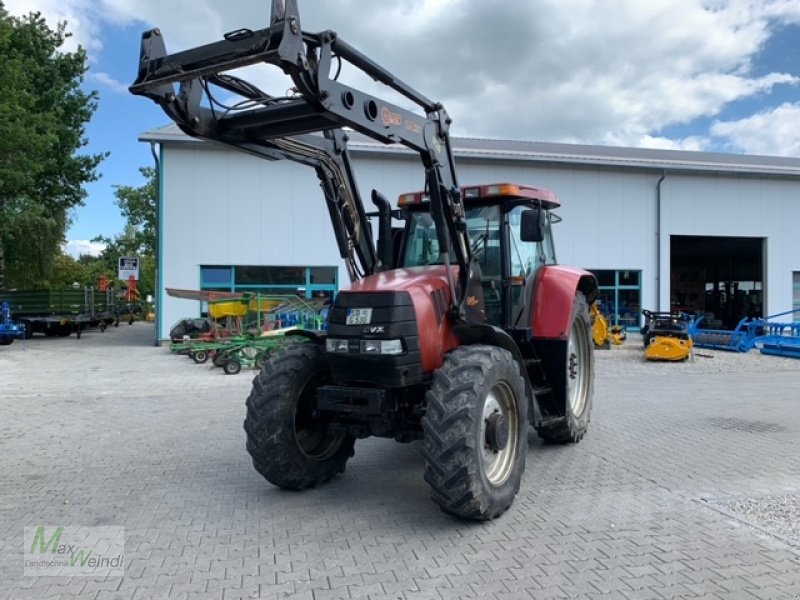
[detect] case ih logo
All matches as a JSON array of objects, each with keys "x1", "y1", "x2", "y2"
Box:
[
  {"x1": 364, "y1": 326, "x2": 385, "y2": 334},
  {"x1": 381, "y1": 107, "x2": 402, "y2": 127}
]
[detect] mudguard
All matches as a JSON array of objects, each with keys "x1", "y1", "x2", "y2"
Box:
[{"x1": 531, "y1": 266, "x2": 598, "y2": 339}]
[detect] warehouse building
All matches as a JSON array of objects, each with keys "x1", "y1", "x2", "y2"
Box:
[{"x1": 141, "y1": 124, "x2": 800, "y2": 342}]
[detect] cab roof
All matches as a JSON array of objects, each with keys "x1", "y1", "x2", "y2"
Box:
[{"x1": 398, "y1": 182, "x2": 560, "y2": 209}]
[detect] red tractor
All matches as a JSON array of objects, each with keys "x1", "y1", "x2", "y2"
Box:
[{"x1": 131, "y1": 0, "x2": 597, "y2": 519}]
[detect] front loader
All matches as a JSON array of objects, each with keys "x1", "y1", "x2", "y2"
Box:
[{"x1": 131, "y1": 0, "x2": 597, "y2": 520}]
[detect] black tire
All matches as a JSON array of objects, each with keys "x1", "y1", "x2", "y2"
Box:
[
  {"x1": 244, "y1": 342, "x2": 355, "y2": 490},
  {"x1": 57, "y1": 324, "x2": 71, "y2": 337},
  {"x1": 537, "y1": 292, "x2": 594, "y2": 444},
  {"x1": 192, "y1": 350, "x2": 209, "y2": 364},
  {"x1": 21, "y1": 321, "x2": 33, "y2": 340},
  {"x1": 223, "y1": 358, "x2": 241, "y2": 375},
  {"x1": 0, "y1": 336, "x2": 13, "y2": 346},
  {"x1": 212, "y1": 351, "x2": 227, "y2": 368},
  {"x1": 422, "y1": 344, "x2": 528, "y2": 520}
]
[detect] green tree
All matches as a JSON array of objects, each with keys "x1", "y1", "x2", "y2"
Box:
[
  {"x1": 47, "y1": 251, "x2": 88, "y2": 288},
  {"x1": 114, "y1": 167, "x2": 157, "y2": 257},
  {"x1": 0, "y1": 3, "x2": 106, "y2": 290}
]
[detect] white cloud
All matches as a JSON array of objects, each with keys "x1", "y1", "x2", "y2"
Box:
[
  {"x1": 636, "y1": 135, "x2": 712, "y2": 152},
  {"x1": 88, "y1": 71, "x2": 130, "y2": 94},
  {"x1": 711, "y1": 102, "x2": 800, "y2": 155},
  {"x1": 7, "y1": 0, "x2": 800, "y2": 153},
  {"x1": 63, "y1": 240, "x2": 107, "y2": 258}
]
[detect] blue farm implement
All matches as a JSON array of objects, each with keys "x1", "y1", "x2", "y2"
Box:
[
  {"x1": 0, "y1": 301, "x2": 25, "y2": 346},
  {"x1": 690, "y1": 309, "x2": 800, "y2": 358}
]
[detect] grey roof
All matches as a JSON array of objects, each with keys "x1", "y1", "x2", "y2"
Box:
[{"x1": 140, "y1": 123, "x2": 800, "y2": 178}]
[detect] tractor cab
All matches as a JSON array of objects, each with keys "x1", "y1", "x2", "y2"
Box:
[{"x1": 398, "y1": 183, "x2": 560, "y2": 327}]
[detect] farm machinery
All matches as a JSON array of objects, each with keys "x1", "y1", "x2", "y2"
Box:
[
  {"x1": 0, "y1": 287, "x2": 127, "y2": 339},
  {"x1": 641, "y1": 310, "x2": 694, "y2": 361},
  {"x1": 169, "y1": 291, "x2": 326, "y2": 374},
  {"x1": 591, "y1": 302, "x2": 626, "y2": 349},
  {"x1": 132, "y1": 0, "x2": 597, "y2": 519},
  {"x1": 0, "y1": 301, "x2": 25, "y2": 346},
  {"x1": 690, "y1": 309, "x2": 800, "y2": 358}
]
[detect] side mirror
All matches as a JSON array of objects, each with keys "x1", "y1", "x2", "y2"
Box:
[{"x1": 520, "y1": 207, "x2": 545, "y2": 242}]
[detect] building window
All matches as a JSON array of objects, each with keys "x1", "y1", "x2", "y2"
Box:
[
  {"x1": 235, "y1": 266, "x2": 306, "y2": 286},
  {"x1": 200, "y1": 265, "x2": 338, "y2": 298},
  {"x1": 588, "y1": 269, "x2": 642, "y2": 329},
  {"x1": 200, "y1": 267, "x2": 233, "y2": 287}
]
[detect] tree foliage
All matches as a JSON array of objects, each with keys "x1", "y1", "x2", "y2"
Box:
[
  {"x1": 110, "y1": 167, "x2": 157, "y2": 257},
  {"x1": 0, "y1": 2, "x2": 106, "y2": 290}
]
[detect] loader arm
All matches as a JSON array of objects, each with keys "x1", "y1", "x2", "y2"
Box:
[{"x1": 130, "y1": 0, "x2": 480, "y2": 318}]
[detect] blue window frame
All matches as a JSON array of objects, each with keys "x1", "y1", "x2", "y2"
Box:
[
  {"x1": 200, "y1": 265, "x2": 338, "y2": 298},
  {"x1": 588, "y1": 269, "x2": 642, "y2": 329}
]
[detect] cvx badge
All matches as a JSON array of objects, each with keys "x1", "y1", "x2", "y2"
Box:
[{"x1": 364, "y1": 325, "x2": 385, "y2": 334}]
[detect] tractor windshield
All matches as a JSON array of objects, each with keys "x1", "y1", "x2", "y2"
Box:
[{"x1": 403, "y1": 206, "x2": 502, "y2": 272}]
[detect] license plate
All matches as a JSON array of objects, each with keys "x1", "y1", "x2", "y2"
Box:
[{"x1": 346, "y1": 308, "x2": 373, "y2": 325}]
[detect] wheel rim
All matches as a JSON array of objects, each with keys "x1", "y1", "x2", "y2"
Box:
[
  {"x1": 294, "y1": 375, "x2": 344, "y2": 461},
  {"x1": 567, "y1": 316, "x2": 590, "y2": 417},
  {"x1": 479, "y1": 381, "x2": 518, "y2": 486}
]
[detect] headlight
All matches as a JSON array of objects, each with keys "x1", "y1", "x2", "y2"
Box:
[
  {"x1": 360, "y1": 339, "x2": 404, "y2": 355},
  {"x1": 326, "y1": 338, "x2": 350, "y2": 353}
]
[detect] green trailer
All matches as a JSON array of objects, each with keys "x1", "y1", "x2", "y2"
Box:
[{"x1": 0, "y1": 287, "x2": 119, "y2": 338}]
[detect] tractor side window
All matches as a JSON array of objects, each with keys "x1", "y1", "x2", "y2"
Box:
[
  {"x1": 507, "y1": 205, "x2": 555, "y2": 327},
  {"x1": 465, "y1": 205, "x2": 502, "y2": 279},
  {"x1": 464, "y1": 205, "x2": 502, "y2": 325},
  {"x1": 508, "y1": 206, "x2": 545, "y2": 277}
]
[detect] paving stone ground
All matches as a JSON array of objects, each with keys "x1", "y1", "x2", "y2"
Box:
[{"x1": 1, "y1": 323, "x2": 799, "y2": 599}]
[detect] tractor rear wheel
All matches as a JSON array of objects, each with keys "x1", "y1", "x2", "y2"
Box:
[
  {"x1": 422, "y1": 345, "x2": 527, "y2": 520},
  {"x1": 244, "y1": 342, "x2": 355, "y2": 490},
  {"x1": 537, "y1": 292, "x2": 594, "y2": 444}
]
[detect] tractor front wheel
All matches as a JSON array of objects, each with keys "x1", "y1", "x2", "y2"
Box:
[
  {"x1": 244, "y1": 342, "x2": 355, "y2": 490},
  {"x1": 422, "y1": 345, "x2": 527, "y2": 520}
]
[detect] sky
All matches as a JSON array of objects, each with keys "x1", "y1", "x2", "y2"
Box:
[{"x1": 5, "y1": 0, "x2": 800, "y2": 257}]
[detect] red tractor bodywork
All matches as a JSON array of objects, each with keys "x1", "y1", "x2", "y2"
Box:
[{"x1": 344, "y1": 266, "x2": 460, "y2": 373}]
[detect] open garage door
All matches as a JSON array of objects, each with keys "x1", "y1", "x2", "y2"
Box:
[{"x1": 670, "y1": 235, "x2": 764, "y2": 330}]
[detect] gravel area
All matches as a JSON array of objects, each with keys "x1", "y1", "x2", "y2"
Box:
[{"x1": 715, "y1": 494, "x2": 800, "y2": 546}]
